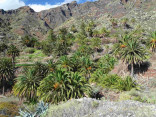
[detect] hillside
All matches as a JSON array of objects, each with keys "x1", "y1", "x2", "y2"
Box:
[
  {"x1": 0, "y1": 0, "x2": 156, "y2": 41},
  {"x1": 1, "y1": 0, "x2": 156, "y2": 117}
]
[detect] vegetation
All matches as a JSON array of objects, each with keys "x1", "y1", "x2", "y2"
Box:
[
  {"x1": 18, "y1": 101, "x2": 48, "y2": 117},
  {"x1": 37, "y1": 70, "x2": 91, "y2": 104},
  {"x1": 7, "y1": 44, "x2": 20, "y2": 67},
  {"x1": 0, "y1": 58, "x2": 14, "y2": 95},
  {"x1": 13, "y1": 63, "x2": 49, "y2": 103},
  {"x1": 0, "y1": 19, "x2": 155, "y2": 117},
  {"x1": 146, "y1": 31, "x2": 156, "y2": 52},
  {"x1": 0, "y1": 43, "x2": 7, "y2": 57},
  {"x1": 22, "y1": 36, "x2": 38, "y2": 47},
  {"x1": 0, "y1": 102, "x2": 19, "y2": 117},
  {"x1": 113, "y1": 33, "x2": 150, "y2": 78}
]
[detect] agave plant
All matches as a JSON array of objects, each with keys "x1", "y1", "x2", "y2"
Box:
[
  {"x1": 37, "y1": 70, "x2": 91, "y2": 104},
  {"x1": 17, "y1": 101, "x2": 48, "y2": 117}
]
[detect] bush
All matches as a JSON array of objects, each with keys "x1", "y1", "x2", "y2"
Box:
[
  {"x1": 96, "y1": 54, "x2": 117, "y2": 74},
  {"x1": 22, "y1": 36, "x2": 38, "y2": 47},
  {"x1": 25, "y1": 48, "x2": 36, "y2": 54},
  {"x1": 119, "y1": 88, "x2": 156, "y2": 104},
  {"x1": 0, "y1": 102, "x2": 19, "y2": 117},
  {"x1": 90, "y1": 74, "x2": 136, "y2": 91}
]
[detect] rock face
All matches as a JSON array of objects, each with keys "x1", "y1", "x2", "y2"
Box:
[
  {"x1": 47, "y1": 98, "x2": 156, "y2": 117},
  {"x1": 0, "y1": 0, "x2": 155, "y2": 39}
]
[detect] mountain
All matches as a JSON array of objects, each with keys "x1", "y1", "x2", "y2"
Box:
[{"x1": 0, "y1": 0, "x2": 156, "y2": 40}]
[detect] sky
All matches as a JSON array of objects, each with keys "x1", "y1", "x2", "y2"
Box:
[{"x1": 0, "y1": 0, "x2": 97, "y2": 12}]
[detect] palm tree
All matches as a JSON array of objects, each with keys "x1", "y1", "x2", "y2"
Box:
[
  {"x1": 112, "y1": 34, "x2": 132, "y2": 57},
  {"x1": 0, "y1": 58, "x2": 14, "y2": 95},
  {"x1": 70, "y1": 24, "x2": 77, "y2": 33},
  {"x1": 57, "y1": 56, "x2": 71, "y2": 71},
  {"x1": 97, "y1": 54, "x2": 117, "y2": 74},
  {"x1": 80, "y1": 56, "x2": 94, "y2": 79},
  {"x1": 33, "y1": 62, "x2": 49, "y2": 79},
  {"x1": 47, "y1": 29, "x2": 56, "y2": 42},
  {"x1": 118, "y1": 38, "x2": 149, "y2": 78},
  {"x1": 110, "y1": 18, "x2": 118, "y2": 28},
  {"x1": 22, "y1": 36, "x2": 37, "y2": 47},
  {"x1": 47, "y1": 59, "x2": 57, "y2": 72},
  {"x1": 13, "y1": 62, "x2": 49, "y2": 102},
  {"x1": 7, "y1": 44, "x2": 20, "y2": 67},
  {"x1": 13, "y1": 68, "x2": 40, "y2": 102},
  {"x1": 53, "y1": 28, "x2": 71, "y2": 56},
  {"x1": 121, "y1": 18, "x2": 129, "y2": 27},
  {"x1": 69, "y1": 52, "x2": 83, "y2": 72},
  {"x1": 37, "y1": 70, "x2": 91, "y2": 104},
  {"x1": 90, "y1": 37, "x2": 101, "y2": 52},
  {"x1": 0, "y1": 43, "x2": 8, "y2": 56},
  {"x1": 146, "y1": 31, "x2": 156, "y2": 52},
  {"x1": 93, "y1": 30, "x2": 100, "y2": 37},
  {"x1": 85, "y1": 25, "x2": 93, "y2": 37},
  {"x1": 80, "y1": 22, "x2": 87, "y2": 36},
  {"x1": 99, "y1": 27, "x2": 110, "y2": 37}
]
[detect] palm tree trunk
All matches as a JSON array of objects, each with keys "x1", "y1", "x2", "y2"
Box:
[
  {"x1": 12, "y1": 56, "x2": 16, "y2": 73},
  {"x1": 3, "y1": 51, "x2": 5, "y2": 57},
  {"x1": 12, "y1": 56, "x2": 15, "y2": 67},
  {"x1": 131, "y1": 62, "x2": 134, "y2": 79},
  {"x1": 2, "y1": 78, "x2": 5, "y2": 95}
]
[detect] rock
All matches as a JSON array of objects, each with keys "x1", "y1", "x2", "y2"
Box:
[{"x1": 47, "y1": 98, "x2": 156, "y2": 117}]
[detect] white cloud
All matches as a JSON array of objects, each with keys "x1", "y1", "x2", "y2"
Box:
[
  {"x1": 0, "y1": 0, "x2": 25, "y2": 10},
  {"x1": 29, "y1": 0, "x2": 80, "y2": 12},
  {"x1": 28, "y1": 3, "x2": 60, "y2": 12},
  {"x1": 0, "y1": 0, "x2": 81, "y2": 12}
]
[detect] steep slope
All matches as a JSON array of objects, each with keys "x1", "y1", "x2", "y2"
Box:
[{"x1": 0, "y1": 0, "x2": 156, "y2": 40}]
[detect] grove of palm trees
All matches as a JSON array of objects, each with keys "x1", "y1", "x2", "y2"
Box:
[{"x1": 0, "y1": 18, "x2": 156, "y2": 116}]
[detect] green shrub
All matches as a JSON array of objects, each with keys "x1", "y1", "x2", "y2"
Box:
[
  {"x1": 96, "y1": 54, "x2": 117, "y2": 74},
  {"x1": 91, "y1": 101, "x2": 99, "y2": 108},
  {"x1": 22, "y1": 36, "x2": 38, "y2": 47},
  {"x1": 90, "y1": 74, "x2": 136, "y2": 91},
  {"x1": 119, "y1": 89, "x2": 144, "y2": 102},
  {"x1": 0, "y1": 102, "x2": 19, "y2": 117},
  {"x1": 25, "y1": 48, "x2": 36, "y2": 54}
]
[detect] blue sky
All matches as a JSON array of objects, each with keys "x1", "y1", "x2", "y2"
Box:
[
  {"x1": 0, "y1": 0, "x2": 97, "y2": 12},
  {"x1": 23, "y1": 0, "x2": 96, "y2": 5}
]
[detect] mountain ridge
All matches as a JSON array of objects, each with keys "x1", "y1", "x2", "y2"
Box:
[{"x1": 0, "y1": 0, "x2": 155, "y2": 40}]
